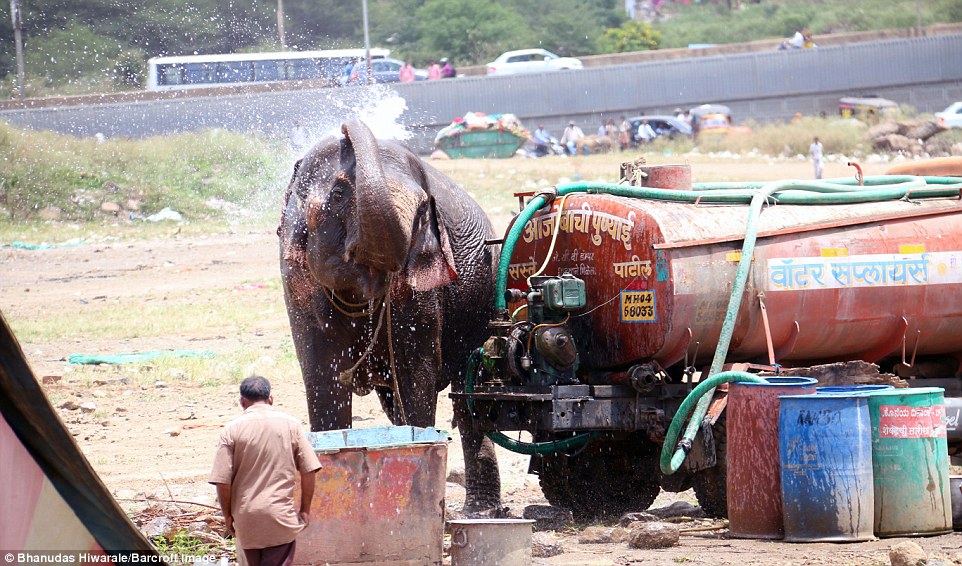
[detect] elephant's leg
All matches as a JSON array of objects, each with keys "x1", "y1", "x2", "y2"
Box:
[
  {"x1": 287, "y1": 306, "x2": 354, "y2": 431},
  {"x1": 453, "y1": 395, "x2": 502, "y2": 514}
]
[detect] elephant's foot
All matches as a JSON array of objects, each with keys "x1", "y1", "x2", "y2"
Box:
[{"x1": 460, "y1": 501, "x2": 510, "y2": 519}]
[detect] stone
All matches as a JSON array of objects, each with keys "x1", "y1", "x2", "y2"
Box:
[
  {"x1": 59, "y1": 400, "x2": 80, "y2": 411},
  {"x1": 165, "y1": 428, "x2": 181, "y2": 437},
  {"x1": 188, "y1": 521, "x2": 212, "y2": 534},
  {"x1": 578, "y1": 525, "x2": 628, "y2": 544},
  {"x1": 446, "y1": 467, "x2": 465, "y2": 486},
  {"x1": 101, "y1": 202, "x2": 122, "y2": 214},
  {"x1": 154, "y1": 381, "x2": 169, "y2": 388},
  {"x1": 523, "y1": 505, "x2": 574, "y2": 532},
  {"x1": 889, "y1": 541, "x2": 927, "y2": 566},
  {"x1": 647, "y1": 501, "x2": 704, "y2": 519},
  {"x1": 531, "y1": 531, "x2": 564, "y2": 558},
  {"x1": 42, "y1": 375, "x2": 62, "y2": 385},
  {"x1": 619, "y1": 511, "x2": 659, "y2": 526},
  {"x1": 79, "y1": 402, "x2": 97, "y2": 413},
  {"x1": 627, "y1": 522, "x2": 680, "y2": 550},
  {"x1": 126, "y1": 199, "x2": 141, "y2": 211},
  {"x1": 38, "y1": 206, "x2": 62, "y2": 220},
  {"x1": 142, "y1": 516, "x2": 176, "y2": 539}
]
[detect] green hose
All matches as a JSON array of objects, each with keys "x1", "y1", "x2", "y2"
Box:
[
  {"x1": 486, "y1": 174, "x2": 962, "y2": 464},
  {"x1": 464, "y1": 349, "x2": 598, "y2": 455},
  {"x1": 658, "y1": 371, "x2": 767, "y2": 474}
]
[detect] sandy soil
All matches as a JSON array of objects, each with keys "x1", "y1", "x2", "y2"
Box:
[{"x1": 2, "y1": 156, "x2": 961, "y2": 565}]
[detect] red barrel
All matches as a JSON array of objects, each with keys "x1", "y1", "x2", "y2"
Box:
[{"x1": 727, "y1": 376, "x2": 818, "y2": 539}]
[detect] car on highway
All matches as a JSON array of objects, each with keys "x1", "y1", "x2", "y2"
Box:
[
  {"x1": 345, "y1": 57, "x2": 428, "y2": 85},
  {"x1": 628, "y1": 115, "x2": 692, "y2": 144},
  {"x1": 486, "y1": 49, "x2": 583, "y2": 77},
  {"x1": 936, "y1": 101, "x2": 962, "y2": 128}
]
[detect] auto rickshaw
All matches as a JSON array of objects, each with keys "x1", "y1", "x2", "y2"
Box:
[
  {"x1": 838, "y1": 96, "x2": 899, "y2": 123},
  {"x1": 690, "y1": 104, "x2": 733, "y2": 140}
]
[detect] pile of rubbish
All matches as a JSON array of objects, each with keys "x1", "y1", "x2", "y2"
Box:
[{"x1": 434, "y1": 112, "x2": 529, "y2": 145}]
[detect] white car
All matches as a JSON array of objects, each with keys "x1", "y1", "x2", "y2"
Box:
[
  {"x1": 936, "y1": 101, "x2": 962, "y2": 128},
  {"x1": 486, "y1": 49, "x2": 583, "y2": 77}
]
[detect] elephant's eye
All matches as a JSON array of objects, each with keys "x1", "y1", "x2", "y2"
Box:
[{"x1": 331, "y1": 186, "x2": 345, "y2": 202}]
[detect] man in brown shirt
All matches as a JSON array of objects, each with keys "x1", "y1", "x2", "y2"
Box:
[{"x1": 210, "y1": 375, "x2": 322, "y2": 566}]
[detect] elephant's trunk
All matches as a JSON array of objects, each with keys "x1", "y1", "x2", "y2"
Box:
[{"x1": 342, "y1": 120, "x2": 417, "y2": 275}]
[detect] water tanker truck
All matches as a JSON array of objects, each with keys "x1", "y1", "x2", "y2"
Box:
[{"x1": 455, "y1": 163, "x2": 962, "y2": 520}]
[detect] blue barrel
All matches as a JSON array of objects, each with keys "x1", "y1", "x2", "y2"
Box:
[
  {"x1": 867, "y1": 387, "x2": 952, "y2": 537},
  {"x1": 779, "y1": 394, "x2": 875, "y2": 542},
  {"x1": 816, "y1": 385, "x2": 894, "y2": 395}
]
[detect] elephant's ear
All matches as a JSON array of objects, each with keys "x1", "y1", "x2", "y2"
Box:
[{"x1": 401, "y1": 197, "x2": 458, "y2": 292}]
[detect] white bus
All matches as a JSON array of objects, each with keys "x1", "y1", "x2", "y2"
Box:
[{"x1": 146, "y1": 48, "x2": 390, "y2": 91}]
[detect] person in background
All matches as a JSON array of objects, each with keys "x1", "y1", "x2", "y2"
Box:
[
  {"x1": 809, "y1": 136, "x2": 824, "y2": 179},
  {"x1": 441, "y1": 58, "x2": 456, "y2": 78},
  {"x1": 619, "y1": 116, "x2": 631, "y2": 151},
  {"x1": 399, "y1": 61, "x2": 415, "y2": 83},
  {"x1": 210, "y1": 375, "x2": 322, "y2": 566},
  {"x1": 597, "y1": 120, "x2": 608, "y2": 137},
  {"x1": 637, "y1": 119, "x2": 657, "y2": 144},
  {"x1": 427, "y1": 60, "x2": 441, "y2": 80},
  {"x1": 561, "y1": 121, "x2": 586, "y2": 155},
  {"x1": 532, "y1": 124, "x2": 552, "y2": 157}
]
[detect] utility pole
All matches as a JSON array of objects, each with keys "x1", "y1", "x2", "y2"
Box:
[
  {"x1": 915, "y1": 0, "x2": 922, "y2": 37},
  {"x1": 277, "y1": 0, "x2": 286, "y2": 49},
  {"x1": 362, "y1": 0, "x2": 372, "y2": 84},
  {"x1": 10, "y1": 0, "x2": 25, "y2": 99}
]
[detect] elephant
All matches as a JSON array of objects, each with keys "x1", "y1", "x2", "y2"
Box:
[{"x1": 277, "y1": 119, "x2": 502, "y2": 514}]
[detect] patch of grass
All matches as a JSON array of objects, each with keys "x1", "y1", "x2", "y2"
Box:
[
  {"x1": 152, "y1": 529, "x2": 216, "y2": 560},
  {"x1": 654, "y1": 0, "x2": 962, "y2": 49},
  {"x1": 0, "y1": 122, "x2": 292, "y2": 224}
]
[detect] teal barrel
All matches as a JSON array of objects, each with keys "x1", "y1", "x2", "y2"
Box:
[
  {"x1": 727, "y1": 376, "x2": 817, "y2": 539},
  {"x1": 779, "y1": 393, "x2": 875, "y2": 542},
  {"x1": 867, "y1": 387, "x2": 952, "y2": 537}
]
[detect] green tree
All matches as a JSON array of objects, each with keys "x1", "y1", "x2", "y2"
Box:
[
  {"x1": 598, "y1": 20, "x2": 661, "y2": 53},
  {"x1": 414, "y1": 0, "x2": 530, "y2": 65}
]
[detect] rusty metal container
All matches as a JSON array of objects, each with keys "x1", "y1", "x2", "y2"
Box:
[
  {"x1": 506, "y1": 193, "x2": 962, "y2": 373},
  {"x1": 727, "y1": 376, "x2": 817, "y2": 539},
  {"x1": 294, "y1": 426, "x2": 448, "y2": 565}
]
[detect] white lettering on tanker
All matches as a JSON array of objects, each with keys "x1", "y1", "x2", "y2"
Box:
[
  {"x1": 766, "y1": 251, "x2": 962, "y2": 291},
  {"x1": 613, "y1": 256, "x2": 653, "y2": 279},
  {"x1": 521, "y1": 204, "x2": 636, "y2": 250}
]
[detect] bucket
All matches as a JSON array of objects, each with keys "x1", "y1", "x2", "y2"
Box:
[
  {"x1": 867, "y1": 387, "x2": 952, "y2": 537},
  {"x1": 294, "y1": 426, "x2": 449, "y2": 565},
  {"x1": 727, "y1": 376, "x2": 818, "y2": 539},
  {"x1": 951, "y1": 476, "x2": 962, "y2": 530},
  {"x1": 448, "y1": 519, "x2": 535, "y2": 566},
  {"x1": 779, "y1": 394, "x2": 875, "y2": 542}
]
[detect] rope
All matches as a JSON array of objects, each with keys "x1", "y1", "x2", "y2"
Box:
[{"x1": 322, "y1": 285, "x2": 381, "y2": 318}]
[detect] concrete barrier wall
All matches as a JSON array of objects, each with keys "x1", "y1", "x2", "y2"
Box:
[{"x1": 2, "y1": 34, "x2": 961, "y2": 155}]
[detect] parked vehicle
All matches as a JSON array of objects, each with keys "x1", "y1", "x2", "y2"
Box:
[
  {"x1": 486, "y1": 49, "x2": 583, "y2": 77},
  {"x1": 627, "y1": 115, "x2": 692, "y2": 144},
  {"x1": 936, "y1": 101, "x2": 962, "y2": 128},
  {"x1": 346, "y1": 58, "x2": 428, "y2": 85},
  {"x1": 459, "y1": 163, "x2": 962, "y2": 522},
  {"x1": 689, "y1": 104, "x2": 733, "y2": 138},
  {"x1": 838, "y1": 96, "x2": 898, "y2": 122}
]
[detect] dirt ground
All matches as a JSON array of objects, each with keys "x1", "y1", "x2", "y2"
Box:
[{"x1": 2, "y1": 156, "x2": 962, "y2": 565}]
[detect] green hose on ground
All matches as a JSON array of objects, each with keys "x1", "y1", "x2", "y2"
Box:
[{"x1": 464, "y1": 349, "x2": 598, "y2": 455}]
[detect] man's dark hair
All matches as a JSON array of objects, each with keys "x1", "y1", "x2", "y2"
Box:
[{"x1": 239, "y1": 375, "x2": 271, "y2": 401}]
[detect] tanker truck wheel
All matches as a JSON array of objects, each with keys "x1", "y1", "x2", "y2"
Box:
[
  {"x1": 534, "y1": 434, "x2": 660, "y2": 522},
  {"x1": 690, "y1": 414, "x2": 728, "y2": 518}
]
